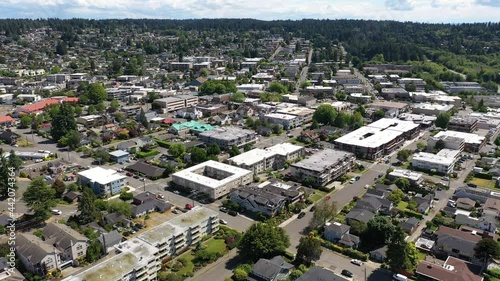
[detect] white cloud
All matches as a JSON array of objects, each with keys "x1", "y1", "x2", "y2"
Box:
[{"x1": 385, "y1": 0, "x2": 416, "y2": 11}]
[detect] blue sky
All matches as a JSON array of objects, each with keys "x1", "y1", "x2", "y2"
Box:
[{"x1": 0, "y1": 0, "x2": 499, "y2": 23}]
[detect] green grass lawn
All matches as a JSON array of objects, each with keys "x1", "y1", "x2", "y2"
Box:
[
  {"x1": 176, "y1": 252, "x2": 195, "y2": 276},
  {"x1": 310, "y1": 190, "x2": 327, "y2": 202},
  {"x1": 398, "y1": 201, "x2": 408, "y2": 210},
  {"x1": 204, "y1": 239, "x2": 226, "y2": 255},
  {"x1": 469, "y1": 177, "x2": 496, "y2": 190},
  {"x1": 416, "y1": 250, "x2": 427, "y2": 262}
]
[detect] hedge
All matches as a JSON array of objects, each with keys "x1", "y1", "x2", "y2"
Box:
[
  {"x1": 136, "y1": 150, "x2": 160, "y2": 158},
  {"x1": 153, "y1": 138, "x2": 172, "y2": 148},
  {"x1": 486, "y1": 269, "x2": 500, "y2": 279},
  {"x1": 475, "y1": 173, "x2": 493, "y2": 180},
  {"x1": 321, "y1": 240, "x2": 368, "y2": 261},
  {"x1": 403, "y1": 209, "x2": 424, "y2": 219}
]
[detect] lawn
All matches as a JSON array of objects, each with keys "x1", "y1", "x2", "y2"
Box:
[
  {"x1": 204, "y1": 239, "x2": 226, "y2": 255},
  {"x1": 416, "y1": 250, "x2": 427, "y2": 262},
  {"x1": 398, "y1": 201, "x2": 408, "y2": 210},
  {"x1": 176, "y1": 252, "x2": 195, "y2": 276},
  {"x1": 310, "y1": 190, "x2": 327, "y2": 202},
  {"x1": 469, "y1": 177, "x2": 496, "y2": 190}
]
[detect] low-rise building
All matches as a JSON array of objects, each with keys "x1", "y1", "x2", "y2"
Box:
[
  {"x1": 230, "y1": 186, "x2": 287, "y2": 217},
  {"x1": 76, "y1": 115, "x2": 105, "y2": 128},
  {"x1": 154, "y1": 95, "x2": 199, "y2": 112},
  {"x1": 43, "y1": 223, "x2": 88, "y2": 264},
  {"x1": 291, "y1": 149, "x2": 355, "y2": 187},
  {"x1": 276, "y1": 107, "x2": 315, "y2": 124},
  {"x1": 78, "y1": 167, "x2": 128, "y2": 196},
  {"x1": 260, "y1": 113, "x2": 300, "y2": 130},
  {"x1": 416, "y1": 256, "x2": 483, "y2": 281},
  {"x1": 169, "y1": 120, "x2": 215, "y2": 135},
  {"x1": 388, "y1": 169, "x2": 423, "y2": 186},
  {"x1": 412, "y1": 149, "x2": 460, "y2": 174},
  {"x1": 109, "y1": 150, "x2": 130, "y2": 164},
  {"x1": 447, "y1": 117, "x2": 478, "y2": 133},
  {"x1": 199, "y1": 127, "x2": 257, "y2": 149},
  {"x1": 172, "y1": 160, "x2": 253, "y2": 199},
  {"x1": 412, "y1": 103, "x2": 454, "y2": 116},
  {"x1": 16, "y1": 233, "x2": 61, "y2": 275},
  {"x1": 428, "y1": 135, "x2": 466, "y2": 152},
  {"x1": 334, "y1": 118, "x2": 419, "y2": 160},
  {"x1": 248, "y1": 256, "x2": 293, "y2": 281},
  {"x1": 324, "y1": 222, "x2": 360, "y2": 249},
  {"x1": 228, "y1": 143, "x2": 305, "y2": 173},
  {"x1": 433, "y1": 130, "x2": 485, "y2": 152}
]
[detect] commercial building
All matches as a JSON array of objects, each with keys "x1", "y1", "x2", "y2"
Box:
[
  {"x1": 276, "y1": 107, "x2": 315, "y2": 124},
  {"x1": 441, "y1": 81, "x2": 486, "y2": 94},
  {"x1": 78, "y1": 167, "x2": 128, "y2": 196},
  {"x1": 398, "y1": 78, "x2": 426, "y2": 91},
  {"x1": 370, "y1": 101, "x2": 410, "y2": 117},
  {"x1": 260, "y1": 113, "x2": 300, "y2": 130},
  {"x1": 412, "y1": 149, "x2": 460, "y2": 174},
  {"x1": 291, "y1": 149, "x2": 355, "y2": 187},
  {"x1": 334, "y1": 118, "x2": 420, "y2": 160},
  {"x1": 412, "y1": 103, "x2": 454, "y2": 116},
  {"x1": 63, "y1": 238, "x2": 160, "y2": 281},
  {"x1": 169, "y1": 62, "x2": 193, "y2": 71},
  {"x1": 169, "y1": 120, "x2": 215, "y2": 135},
  {"x1": 199, "y1": 127, "x2": 257, "y2": 149},
  {"x1": 172, "y1": 160, "x2": 253, "y2": 199},
  {"x1": 76, "y1": 115, "x2": 105, "y2": 128},
  {"x1": 236, "y1": 84, "x2": 265, "y2": 93},
  {"x1": 304, "y1": 86, "x2": 334, "y2": 97},
  {"x1": 228, "y1": 143, "x2": 305, "y2": 173},
  {"x1": 448, "y1": 117, "x2": 478, "y2": 133},
  {"x1": 428, "y1": 135, "x2": 465, "y2": 152},
  {"x1": 154, "y1": 95, "x2": 199, "y2": 112},
  {"x1": 137, "y1": 206, "x2": 219, "y2": 261},
  {"x1": 388, "y1": 169, "x2": 423, "y2": 186},
  {"x1": 109, "y1": 150, "x2": 130, "y2": 164},
  {"x1": 433, "y1": 130, "x2": 485, "y2": 152}
]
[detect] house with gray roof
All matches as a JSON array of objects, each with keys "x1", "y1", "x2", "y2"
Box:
[
  {"x1": 98, "y1": 230, "x2": 122, "y2": 254},
  {"x1": 324, "y1": 222, "x2": 360, "y2": 249},
  {"x1": 345, "y1": 208, "x2": 375, "y2": 224},
  {"x1": 247, "y1": 256, "x2": 294, "y2": 281},
  {"x1": 131, "y1": 193, "x2": 171, "y2": 218},
  {"x1": 230, "y1": 186, "x2": 286, "y2": 217},
  {"x1": 356, "y1": 197, "x2": 383, "y2": 213},
  {"x1": 43, "y1": 223, "x2": 88, "y2": 262},
  {"x1": 401, "y1": 217, "x2": 419, "y2": 234},
  {"x1": 296, "y1": 266, "x2": 350, "y2": 281},
  {"x1": 16, "y1": 233, "x2": 61, "y2": 275}
]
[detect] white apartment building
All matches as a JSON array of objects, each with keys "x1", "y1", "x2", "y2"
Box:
[
  {"x1": 411, "y1": 103, "x2": 454, "y2": 116},
  {"x1": 236, "y1": 84, "x2": 265, "y2": 93},
  {"x1": 260, "y1": 113, "x2": 300, "y2": 130},
  {"x1": 276, "y1": 107, "x2": 315, "y2": 124},
  {"x1": 137, "y1": 206, "x2": 219, "y2": 261},
  {"x1": 172, "y1": 160, "x2": 253, "y2": 199},
  {"x1": 291, "y1": 149, "x2": 356, "y2": 187},
  {"x1": 78, "y1": 167, "x2": 128, "y2": 196},
  {"x1": 63, "y1": 238, "x2": 160, "y2": 281},
  {"x1": 412, "y1": 149, "x2": 460, "y2": 174},
  {"x1": 433, "y1": 130, "x2": 485, "y2": 152},
  {"x1": 154, "y1": 95, "x2": 199, "y2": 112},
  {"x1": 228, "y1": 143, "x2": 305, "y2": 173},
  {"x1": 199, "y1": 127, "x2": 257, "y2": 149}
]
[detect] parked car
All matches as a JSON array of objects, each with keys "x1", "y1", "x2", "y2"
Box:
[
  {"x1": 220, "y1": 219, "x2": 228, "y2": 225},
  {"x1": 349, "y1": 179, "x2": 356, "y2": 184},
  {"x1": 123, "y1": 231, "x2": 130, "y2": 237},
  {"x1": 310, "y1": 206, "x2": 316, "y2": 212},
  {"x1": 355, "y1": 176, "x2": 361, "y2": 181},
  {"x1": 393, "y1": 273, "x2": 408, "y2": 281},
  {"x1": 173, "y1": 190, "x2": 180, "y2": 194},
  {"x1": 228, "y1": 210, "x2": 238, "y2": 216},
  {"x1": 220, "y1": 207, "x2": 228, "y2": 213},
  {"x1": 351, "y1": 259, "x2": 363, "y2": 266},
  {"x1": 135, "y1": 223, "x2": 143, "y2": 229},
  {"x1": 51, "y1": 209, "x2": 62, "y2": 215},
  {"x1": 298, "y1": 212, "x2": 306, "y2": 219},
  {"x1": 133, "y1": 175, "x2": 140, "y2": 179},
  {"x1": 185, "y1": 204, "x2": 193, "y2": 210},
  {"x1": 467, "y1": 183, "x2": 477, "y2": 188},
  {"x1": 341, "y1": 269, "x2": 353, "y2": 278},
  {"x1": 172, "y1": 209, "x2": 179, "y2": 214},
  {"x1": 126, "y1": 172, "x2": 133, "y2": 176}
]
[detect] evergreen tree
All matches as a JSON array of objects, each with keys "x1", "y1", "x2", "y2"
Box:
[
  {"x1": 78, "y1": 187, "x2": 99, "y2": 224},
  {"x1": 50, "y1": 103, "x2": 77, "y2": 142}
]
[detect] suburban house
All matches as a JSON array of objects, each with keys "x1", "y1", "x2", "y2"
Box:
[
  {"x1": 456, "y1": 198, "x2": 476, "y2": 211},
  {"x1": 416, "y1": 256, "x2": 483, "y2": 281},
  {"x1": 412, "y1": 194, "x2": 433, "y2": 214},
  {"x1": 97, "y1": 230, "x2": 122, "y2": 254},
  {"x1": 117, "y1": 140, "x2": 137, "y2": 152},
  {"x1": 109, "y1": 150, "x2": 130, "y2": 164},
  {"x1": 42, "y1": 223, "x2": 88, "y2": 263},
  {"x1": 229, "y1": 186, "x2": 287, "y2": 217},
  {"x1": 324, "y1": 222, "x2": 360, "y2": 249},
  {"x1": 370, "y1": 246, "x2": 388, "y2": 262},
  {"x1": 131, "y1": 192, "x2": 171, "y2": 218},
  {"x1": 16, "y1": 233, "x2": 61, "y2": 275},
  {"x1": 483, "y1": 198, "x2": 500, "y2": 217},
  {"x1": 127, "y1": 161, "x2": 166, "y2": 179},
  {"x1": 247, "y1": 256, "x2": 294, "y2": 281},
  {"x1": 455, "y1": 213, "x2": 497, "y2": 233},
  {"x1": 401, "y1": 217, "x2": 419, "y2": 234},
  {"x1": 296, "y1": 266, "x2": 350, "y2": 281},
  {"x1": 433, "y1": 226, "x2": 483, "y2": 265},
  {"x1": 0, "y1": 131, "x2": 19, "y2": 145},
  {"x1": 345, "y1": 209, "x2": 375, "y2": 224}
]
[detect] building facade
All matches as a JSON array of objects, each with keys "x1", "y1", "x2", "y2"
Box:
[{"x1": 78, "y1": 167, "x2": 128, "y2": 196}]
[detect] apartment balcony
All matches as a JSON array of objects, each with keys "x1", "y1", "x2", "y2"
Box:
[{"x1": 175, "y1": 237, "x2": 185, "y2": 245}]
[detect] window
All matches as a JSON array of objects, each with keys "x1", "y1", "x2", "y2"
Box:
[
  {"x1": 78, "y1": 251, "x2": 83, "y2": 257},
  {"x1": 77, "y1": 245, "x2": 82, "y2": 250}
]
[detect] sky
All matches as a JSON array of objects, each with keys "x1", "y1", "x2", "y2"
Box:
[{"x1": 0, "y1": 0, "x2": 499, "y2": 23}]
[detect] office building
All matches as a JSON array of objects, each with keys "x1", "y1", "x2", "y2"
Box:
[
  {"x1": 199, "y1": 127, "x2": 257, "y2": 149},
  {"x1": 448, "y1": 117, "x2": 478, "y2": 133},
  {"x1": 433, "y1": 130, "x2": 485, "y2": 152},
  {"x1": 291, "y1": 149, "x2": 355, "y2": 187},
  {"x1": 412, "y1": 149, "x2": 460, "y2": 174},
  {"x1": 78, "y1": 167, "x2": 128, "y2": 196},
  {"x1": 172, "y1": 160, "x2": 253, "y2": 199},
  {"x1": 412, "y1": 103, "x2": 454, "y2": 116}
]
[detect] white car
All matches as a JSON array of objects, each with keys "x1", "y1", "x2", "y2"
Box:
[
  {"x1": 173, "y1": 190, "x2": 180, "y2": 195},
  {"x1": 51, "y1": 209, "x2": 62, "y2": 215},
  {"x1": 220, "y1": 219, "x2": 228, "y2": 225},
  {"x1": 349, "y1": 179, "x2": 356, "y2": 184},
  {"x1": 350, "y1": 259, "x2": 363, "y2": 266}
]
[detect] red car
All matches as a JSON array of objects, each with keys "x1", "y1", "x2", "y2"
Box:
[
  {"x1": 185, "y1": 204, "x2": 193, "y2": 210},
  {"x1": 126, "y1": 172, "x2": 133, "y2": 176}
]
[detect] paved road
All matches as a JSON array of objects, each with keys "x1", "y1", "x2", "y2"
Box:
[
  {"x1": 190, "y1": 249, "x2": 239, "y2": 281},
  {"x1": 295, "y1": 49, "x2": 313, "y2": 92},
  {"x1": 269, "y1": 46, "x2": 282, "y2": 61}
]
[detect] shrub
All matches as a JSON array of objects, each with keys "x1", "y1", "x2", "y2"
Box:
[
  {"x1": 475, "y1": 173, "x2": 493, "y2": 180},
  {"x1": 136, "y1": 150, "x2": 159, "y2": 158},
  {"x1": 403, "y1": 209, "x2": 424, "y2": 219}
]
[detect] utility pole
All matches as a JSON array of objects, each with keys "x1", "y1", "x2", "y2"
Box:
[{"x1": 364, "y1": 268, "x2": 367, "y2": 281}]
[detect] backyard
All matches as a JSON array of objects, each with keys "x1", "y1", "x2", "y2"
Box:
[{"x1": 469, "y1": 177, "x2": 496, "y2": 190}]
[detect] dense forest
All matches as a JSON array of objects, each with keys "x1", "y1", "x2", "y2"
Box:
[{"x1": 0, "y1": 18, "x2": 499, "y2": 83}]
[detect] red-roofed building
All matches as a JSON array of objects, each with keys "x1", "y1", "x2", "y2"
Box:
[
  {"x1": 416, "y1": 256, "x2": 483, "y2": 281},
  {"x1": 0, "y1": 115, "x2": 15, "y2": 127},
  {"x1": 14, "y1": 97, "x2": 79, "y2": 116},
  {"x1": 162, "y1": 118, "x2": 175, "y2": 125}
]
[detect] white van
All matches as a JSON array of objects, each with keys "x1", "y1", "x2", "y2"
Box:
[{"x1": 393, "y1": 273, "x2": 408, "y2": 281}]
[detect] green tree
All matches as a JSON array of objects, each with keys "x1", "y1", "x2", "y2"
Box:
[
  {"x1": 19, "y1": 114, "x2": 32, "y2": 129},
  {"x1": 335, "y1": 92, "x2": 347, "y2": 101},
  {"x1": 158, "y1": 272, "x2": 183, "y2": 281},
  {"x1": 110, "y1": 99, "x2": 120, "y2": 112},
  {"x1": 169, "y1": 143, "x2": 186, "y2": 158},
  {"x1": 189, "y1": 147, "x2": 207, "y2": 164},
  {"x1": 397, "y1": 149, "x2": 412, "y2": 162},
  {"x1": 309, "y1": 199, "x2": 337, "y2": 230},
  {"x1": 436, "y1": 112, "x2": 451, "y2": 129},
  {"x1": 139, "y1": 108, "x2": 149, "y2": 128},
  {"x1": 94, "y1": 150, "x2": 110, "y2": 164},
  {"x1": 238, "y1": 221, "x2": 290, "y2": 261},
  {"x1": 295, "y1": 235, "x2": 322, "y2": 266},
  {"x1": 405, "y1": 83, "x2": 417, "y2": 92},
  {"x1": 56, "y1": 41, "x2": 67, "y2": 55},
  {"x1": 313, "y1": 104, "x2": 338, "y2": 125},
  {"x1": 8, "y1": 150, "x2": 22, "y2": 171},
  {"x1": 229, "y1": 145, "x2": 241, "y2": 157},
  {"x1": 416, "y1": 142, "x2": 426, "y2": 151},
  {"x1": 22, "y1": 177, "x2": 57, "y2": 219},
  {"x1": 395, "y1": 178, "x2": 411, "y2": 191},
  {"x1": 363, "y1": 216, "x2": 395, "y2": 247},
  {"x1": 268, "y1": 82, "x2": 288, "y2": 94},
  {"x1": 311, "y1": 119, "x2": 319, "y2": 129},
  {"x1": 289, "y1": 269, "x2": 304, "y2": 281},
  {"x1": 349, "y1": 220, "x2": 368, "y2": 236},
  {"x1": 374, "y1": 110, "x2": 386, "y2": 120},
  {"x1": 474, "y1": 238, "x2": 500, "y2": 267},
  {"x1": 388, "y1": 188, "x2": 405, "y2": 204},
  {"x1": 78, "y1": 187, "x2": 99, "y2": 224},
  {"x1": 64, "y1": 130, "x2": 82, "y2": 150},
  {"x1": 51, "y1": 179, "x2": 66, "y2": 198},
  {"x1": 300, "y1": 81, "x2": 312, "y2": 89},
  {"x1": 83, "y1": 83, "x2": 107, "y2": 104},
  {"x1": 107, "y1": 199, "x2": 132, "y2": 217},
  {"x1": 230, "y1": 92, "x2": 246, "y2": 103},
  {"x1": 50, "y1": 103, "x2": 77, "y2": 142},
  {"x1": 87, "y1": 104, "x2": 97, "y2": 115},
  {"x1": 334, "y1": 112, "x2": 347, "y2": 128},
  {"x1": 86, "y1": 239, "x2": 102, "y2": 263},
  {"x1": 207, "y1": 142, "x2": 221, "y2": 156},
  {"x1": 387, "y1": 226, "x2": 419, "y2": 271}
]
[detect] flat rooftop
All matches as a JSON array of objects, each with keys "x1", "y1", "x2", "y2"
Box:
[
  {"x1": 389, "y1": 169, "x2": 423, "y2": 181},
  {"x1": 229, "y1": 143, "x2": 303, "y2": 166},
  {"x1": 412, "y1": 151, "x2": 457, "y2": 166},
  {"x1": 264, "y1": 113, "x2": 297, "y2": 120},
  {"x1": 168, "y1": 206, "x2": 218, "y2": 229},
  {"x1": 78, "y1": 167, "x2": 126, "y2": 185},
  {"x1": 199, "y1": 127, "x2": 255, "y2": 141},
  {"x1": 292, "y1": 149, "x2": 353, "y2": 172},
  {"x1": 63, "y1": 238, "x2": 158, "y2": 281},
  {"x1": 434, "y1": 130, "x2": 485, "y2": 145},
  {"x1": 371, "y1": 101, "x2": 408, "y2": 109},
  {"x1": 173, "y1": 160, "x2": 252, "y2": 189}
]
